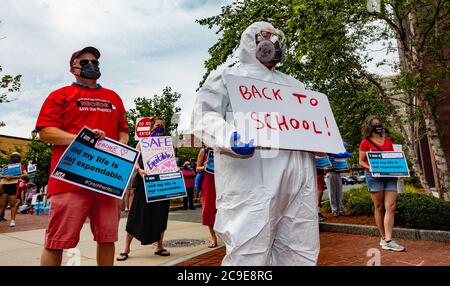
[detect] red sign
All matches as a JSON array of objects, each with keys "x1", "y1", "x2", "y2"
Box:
[{"x1": 135, "y1": 117, "x2": 152, "y2": 138}]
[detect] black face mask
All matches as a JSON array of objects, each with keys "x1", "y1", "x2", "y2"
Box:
[
  {"x1": 79, "y1": 62, "x2": 101, "y2": 80},
  {"x1": 372, "y1": 124, "x2": 384, "y2": 135},
  {"x1": 9, "y1": 157, "x2": 20, "y2": 164}
]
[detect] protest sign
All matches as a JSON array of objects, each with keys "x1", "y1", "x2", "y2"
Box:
[
  {"x1": 139, "y1": 136, "x2": 178, "y2": 175},
  {"x1": 1, "y1": 163, "x2": 22, "y2": 176},
  {"x1": 224, "y1": 75, "x2": 345, "y2": 154},
  {"x1": 144, "y1": 171, "x2": 187, "y2": 203},
  {"x1": 330, "y1": 158, "x2": 349, "y2": 171},
  {"x1": 140, "y1": 135, "x2": 186, "y2": 202},
  {"x1": 205, "y1": 149, "x2": 214, "y2": 174},
  {"x1": 315, "y1": 156, "x2": 331, "y2": 169},
  {"x1": 367, "y1": 151, "x2": 410, "y2": 177},
  {"x1": 51, "y1": 127, "x2": 139, "y2": 199}
]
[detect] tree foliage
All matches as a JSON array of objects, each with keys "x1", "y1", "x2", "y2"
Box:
[
  {"x1": 126, "y1": 86, "x2": 182, "y2": 147},
  {"x1": 25, "y1": 136, "x2": 52, "y2": 190},
  {"x1": 197, "y1": 0, "x2": 450, "y2": 197}
]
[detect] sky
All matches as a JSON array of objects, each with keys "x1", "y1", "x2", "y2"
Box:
[{"x1": 0, "y1": 0, "x2": 397, "y2": 139}]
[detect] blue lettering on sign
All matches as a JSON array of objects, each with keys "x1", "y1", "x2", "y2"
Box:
[{"x1": 146, "y1": 152, "x2": 174, "y2": 170}]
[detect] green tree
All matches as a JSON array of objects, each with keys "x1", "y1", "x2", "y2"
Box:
[
  {"x1": 25, "y1": 135, "x2": 52, "y2": 190},
  {"x1": 126, "y1": 86, "x2": 182, "y2": 147},
  {"x1": 1, "y1": 21, "x2": 22, "y2": 127},
  {"x1": 0, "y1": 65, "x2": 21, "y2": 127},
  {"x1": 197, "y1": 0, "x2": 450, "y2": 199}
]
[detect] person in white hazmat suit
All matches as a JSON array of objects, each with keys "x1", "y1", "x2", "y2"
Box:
[{"x1": 192, "y1": 22, "x2": 319, "y2": 266}]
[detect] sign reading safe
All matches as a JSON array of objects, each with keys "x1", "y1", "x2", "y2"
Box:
[
  {"x1": 144, "y1": 171, "x2": 187, "y2": 203},
  {"x1": 51, "y1": 127, "x2": 139, "y2": 199}
]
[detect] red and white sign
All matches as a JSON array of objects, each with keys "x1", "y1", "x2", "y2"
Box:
[
  {"x1": 224, "y1": 75, "x2": 345, "y2": 154},
  {"x1": 135, "y1": 117, "x2": 152, "y2": 139}
]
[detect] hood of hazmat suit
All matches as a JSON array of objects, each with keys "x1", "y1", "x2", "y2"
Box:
[{"x1": 192, "y1": 22, "x2": 319, "y2": 266}]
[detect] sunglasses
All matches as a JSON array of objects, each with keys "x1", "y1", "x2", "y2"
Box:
[{"x1": 78, "y1": 59, "x2": 100, "y2": 67}]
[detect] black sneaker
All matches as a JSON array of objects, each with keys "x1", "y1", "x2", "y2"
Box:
[{"x1": 0, "y1": 217, "x2": 7, "y2": 222}]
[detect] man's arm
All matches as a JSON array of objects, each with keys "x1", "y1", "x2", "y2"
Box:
[
  {"x1": 119, "y1": 132, "x2": 129, "y2": 145},
  {"x1": 38, "y1": 127, "x2": 76, "y2": 145}
]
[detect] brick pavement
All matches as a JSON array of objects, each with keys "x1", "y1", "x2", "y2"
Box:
[{"x1": 176, "y1": 232, "x2": 450, "y2": 266}]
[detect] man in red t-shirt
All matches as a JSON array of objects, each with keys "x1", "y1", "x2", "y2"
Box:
[{"x1": 35, "y1": 46, "x2": 129, "y2": 266}]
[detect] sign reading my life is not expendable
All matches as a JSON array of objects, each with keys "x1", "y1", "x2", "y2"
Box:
[
  {"x1": 1, "y1": 163, "x2": 22, "y2": 176},
  {"x1": 367, "y1": 151, "x2": 410, "y2": 177},
  {"x1": 205, "y1": 149, "x2": 214, "y2": 174},
  {"x1": 144, "y1": 172, "x2": 187, "y2": 203},
  {"x1": 224, "y1": 75, "x2": 345, "y2": 154},
  {"x1": 51, "y1": 127, "x2": 139, "y2": 200}
]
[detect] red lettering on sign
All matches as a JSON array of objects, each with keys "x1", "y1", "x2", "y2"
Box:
[
  {"x1": 240, "y1": 85, "x2": 252, "y2": 100},
  {"x1": 264, "y1": 113, "x2": 276, "y2": 130},
  {"x1": 273, "y1": 89, "x2": 283, "y2": 100},
  {"x1": 302, "y1": 120, "x2": 310, "y2": 130},
  {"x1": 252, "y1": 85, "x2": 262, "y2": 98},
  {"x1": 275, "y1": 114, "x2": 289, "y2": 131},
  {"x1": 290, "y1": 118, "x2": 300, "y2": 129},
  {"x1": 292, "y1": 93, "x2": 307, "y2": 104},
  {"x1": 251, "y1": 112, "x2": 265, "y2": 129},
  {"x1": 310, "y1": 98, "x2": 318, "y2": 107},
  {"x1": 262, "y1": 88, "x2": 271, "y2": 100},
  {"x1": 313, "y1": 121, "x2": 323, "y2": 134}
]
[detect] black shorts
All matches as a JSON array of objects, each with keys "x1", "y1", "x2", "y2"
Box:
[{"x1": 2, "y1": 184, "x2": 17, "y2": 196}]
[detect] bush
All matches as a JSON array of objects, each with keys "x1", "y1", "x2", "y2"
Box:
[
  {"x1": 343, "y1": 186, "x2": 374, "y2": 216},
  {"x1": 321, "y1": 186, "x2": 374, "y2": 216},
  {"x1": 403, "y1": 184, "x2": 421, "y2": 194},
  {"x1": 403, "y1": 175, "x2": 421, "y2": 188},
  {"x1": 395, "y1": 193, "x2": 450, "y2": 231}
]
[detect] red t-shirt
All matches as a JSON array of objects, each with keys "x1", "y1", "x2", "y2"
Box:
[
  {"x1": 359, "y1": 137, "x2": 394, "y2": 170},
  {"x1": 182, "y1": 168, "x2": 196, "y2": 188},
  {"x1": 35, "y1": 84, "x2": 129, "y2": 197}
]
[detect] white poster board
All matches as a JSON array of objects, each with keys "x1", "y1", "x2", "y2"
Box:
[{"x1": 224, "y1": 75, "x2": 345, "y2": 154}]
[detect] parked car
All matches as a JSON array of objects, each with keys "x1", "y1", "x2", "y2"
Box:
[
  {"x1": 357, "y1": 175, "x2": 366, "y2": 183},
  {"x1": 341, "y1": 176, "x2": 358, "y2": 185}
]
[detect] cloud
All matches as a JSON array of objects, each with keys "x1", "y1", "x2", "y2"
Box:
[{"x1": 0, "y1": 0, "x2": 229, "y2": 138}]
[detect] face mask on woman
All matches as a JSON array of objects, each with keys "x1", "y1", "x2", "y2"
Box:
[
  {"x1": 9, "y1": 156, "x2": 20, "y2": 164},
  {"x1": 372, "y1": 124, "x2": 384, "y2": 135}
]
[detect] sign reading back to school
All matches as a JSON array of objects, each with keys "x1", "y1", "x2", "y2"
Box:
[
  {"x1": 52, "y1": 127, "x2": 139, "y2": 199},
  {"x1": 225, "y1": 75, "x2": 345, "y2": 154},
  {"x1": 367, "y1": 151, "x2": 410, "y2": 177}
]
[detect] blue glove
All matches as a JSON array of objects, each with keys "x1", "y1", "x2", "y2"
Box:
[
  {"x1": 230, "y1": 131, "x2": 255, "y2": 156},
  {"x1": 328, "y1": 141, "x2": 352, "y2": 158}
]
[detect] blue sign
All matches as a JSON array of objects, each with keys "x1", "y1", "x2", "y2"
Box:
[
  {"x1": 144, "y1": 171, "x2": 187, "y2": 202},
  {"x1": 51, "y1": 127, "x2": 139, "y2": 199},
  {"x1": 367, "y1": 151, "x2": 410, "y2": 177},
  {"x1": 330, "y1": 158, "x2": 349, "y2": 171},
  {"x1": 205, "y1": 148, "x2": 214, "y2": 174},
  {"x1": 1, "y1": 163, "x2": 22, "y2": 176},
  {"x1": 315, "y1": 156, "x2": 331, "y2": 169}
]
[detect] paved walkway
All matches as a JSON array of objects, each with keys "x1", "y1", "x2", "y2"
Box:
[
  {"x1": 176, "y1": 232, "x2": 450, "y2": 266},
  {"x1": 0, "y1": 208, "x2": 214, "y2": 266},
  {"x1": 2, "y1": 207, "x2": 449, "y2": 266}
]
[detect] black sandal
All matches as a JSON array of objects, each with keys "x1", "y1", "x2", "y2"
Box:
[
  {"x1": 208, "y1": 242, "x2": 218, "y2": 248},
  {"x1": 154, "y1": 249, "x2": 170, "y2": 256},
  {"x1": 116, "y1": 253, "x2": 129, "y2": 261}
]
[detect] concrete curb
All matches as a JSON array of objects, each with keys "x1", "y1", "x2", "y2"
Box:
[{"x1": 319, "y1": 222, "x2": 450, "y2": 243}]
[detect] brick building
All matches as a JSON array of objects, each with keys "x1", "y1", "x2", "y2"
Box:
[{"x1": 0, "y1": 134, "x2": 32, "y2": 159}]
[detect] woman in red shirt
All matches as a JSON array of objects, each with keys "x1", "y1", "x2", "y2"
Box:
[{"x1": 359, "y1": 116, "x2": 405, "y2": 252}]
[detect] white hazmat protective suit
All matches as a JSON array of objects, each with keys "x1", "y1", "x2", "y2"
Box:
[{"x1": 192, "y1": 22, "x2": 320, "y2": 266}]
